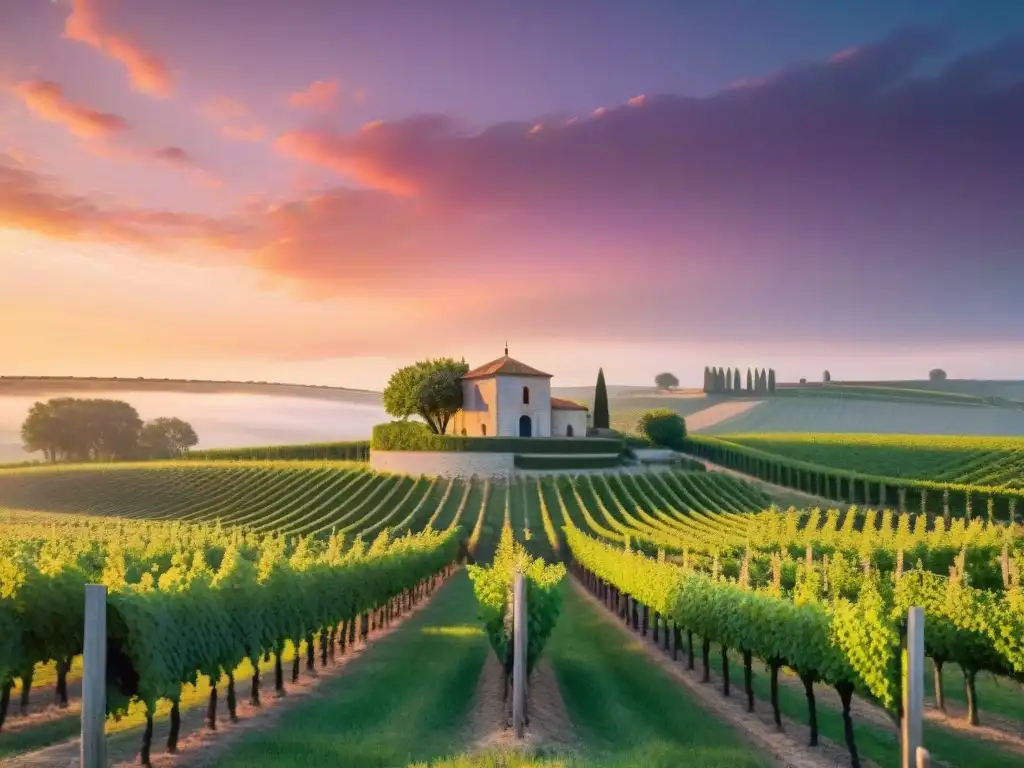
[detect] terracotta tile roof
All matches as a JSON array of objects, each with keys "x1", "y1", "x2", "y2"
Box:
[
  {"x1": 462, "y1": 355, "x2": 553, "y2": 379},
  {"x1": 550, "y1": 396, "x2": 588, "y2": 411}
]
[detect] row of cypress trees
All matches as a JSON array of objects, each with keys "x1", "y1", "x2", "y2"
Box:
[{"x1": 703, "y1": 366, "x2": 776, "y2": 395}]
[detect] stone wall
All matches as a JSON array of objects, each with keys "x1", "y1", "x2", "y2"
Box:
[
  {"x1": 551, "y1": 409, "x2": 588, "y2": 438},
  {"x1": 370, "y1": 450, "x2": 515, "y2": 478}
]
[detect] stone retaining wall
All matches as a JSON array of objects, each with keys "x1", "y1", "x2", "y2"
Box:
[{"x1": 370, "y1": 450, "x2": 515, "y2": 478}]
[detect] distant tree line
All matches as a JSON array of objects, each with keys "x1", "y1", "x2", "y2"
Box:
[
  {"x1": 654, "y1": 372, "x2": 679, "y2": 391},
  {"x1": 21, "y1": 397, "x2": 198, "y2": 462},
  {"x1": 702, "y1": 366, "x2": 776, "y2": 395}
]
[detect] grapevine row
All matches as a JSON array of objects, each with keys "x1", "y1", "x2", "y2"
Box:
[{"x1": 685, "y1": 434, "x2": 1024, "y2": 521}]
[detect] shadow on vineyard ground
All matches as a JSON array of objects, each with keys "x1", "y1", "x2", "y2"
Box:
[
  {"x1": 189, "y1": 570, "x2": 490, "y2": 767},
  {"x1": 764, "y1": 646, "x2": 1024, "y2": 759},
  {"x1": 567, "y1": 579, "x2": 850, "y2": 768},
  {"x1": 572, "y1": 577, "x2": 1024, "y2": 768},
  {"x1": 546, "y1": 582, "x2": 770, "y2": 768},
  {"x1": 2, "y1": 568, "x2": 469, "y2": 768}
]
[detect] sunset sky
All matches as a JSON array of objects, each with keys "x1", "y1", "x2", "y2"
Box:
[{"x1": 2, "y1": 0, "x2": 1023, "y2": 389}]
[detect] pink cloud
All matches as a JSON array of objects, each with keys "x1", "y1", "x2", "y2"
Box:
[
  {"x1": 64, "y1": 0, "x2": 173, "y2": 98},
  {"x1": 0, "y1": 157, "x2": 232, "y2": 248},
  {"x1": 274, "y1": 129, "x2": 419, "y2": 196},
  {"x1": 200, "y1": 97, "x2": 248, "y2": 123},
  {"x1": 4, "y1": 28, "x2": 1024, "y2": 350},
  {"x1": 10, "y1": 80, "x2": 129, "y2": 138},
  {"x1": 199, "y1": 96, "x2": 267, "y2": 142},
  {"x1": 219, "y1": 123, "x2": 267, "y2": 142},
  {"x1": 288, "y1": 79, "x2": 340, "y2": 109}
]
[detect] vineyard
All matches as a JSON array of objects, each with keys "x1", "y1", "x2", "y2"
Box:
[
  {"x1": 721, "y1": 433, "x2": 1024, "y2": 489},
  {"x1": 1, "y1": 461, "x2": 1023, "y2": 767},
  {"x1": 685, "y1": 434, "x2": 1024, "y2": 522},
  {"x1": 0, "y1": 462, "x2": 478, "y2": 538},
  {"x1": 0, "y1": 511, "x2": 461, "y2": 762}
]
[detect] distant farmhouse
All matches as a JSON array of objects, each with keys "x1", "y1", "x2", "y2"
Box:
[{"x1": 447, "y1": 348, "x2": 589, "y2": 438}]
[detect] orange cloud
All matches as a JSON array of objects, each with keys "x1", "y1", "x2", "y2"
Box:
[
  {"x1": 288, "y1": 79, "x2": 339, "y2": 109},
  {"x1": 64, "y1": 0, "x2": 173, "y2": 98},
  {"x1": 0, "y1": 155, "x2": 235, "y2": 248},
  {"x1": 10, "y1": 80, "x2": 129, "y2": 138},
  {"x1": 274, "y1": 130, "x2": 418, "y2": 197}
]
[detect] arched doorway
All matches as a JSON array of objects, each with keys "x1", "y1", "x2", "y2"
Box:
[
  {"x1": 566, "y1": 424, "x2": 574, "y2": 437},
  {"x1": 519, "y1": 414, "x2": 532, "y2": 437}
]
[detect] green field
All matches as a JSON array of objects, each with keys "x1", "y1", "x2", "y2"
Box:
[
  {"x1": 700, "y1": 396, "x2": 1024, "y2": 435},
  {"x1": 3, "y1": 459, "x2": 1022, "y2": 768},
  {"x1": 841, "y1": 379, "x2": 1024, "y2": 402}
]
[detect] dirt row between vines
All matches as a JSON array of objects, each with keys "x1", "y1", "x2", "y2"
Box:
[
  {"x1": 5, "y1": 570, "x2": 459, "y2": 768},
  {"x1": 467, "y1": 654, "x2": 576, "y2": 754}
]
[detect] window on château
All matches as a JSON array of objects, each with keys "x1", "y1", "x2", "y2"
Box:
[{"x1": 523, "y1": 386, "x2": 530, "y2": 405}]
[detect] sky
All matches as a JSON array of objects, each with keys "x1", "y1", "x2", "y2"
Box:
[{"x1": 1, "y1": 0, "x2": 1023, "y2": 389}]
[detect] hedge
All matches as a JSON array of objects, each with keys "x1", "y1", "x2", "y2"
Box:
[
  {"x1": 513, "y1": 454, "x2": 622, "y2": 470},
  {"x1": 372, "y1": 421, "x2": 623, "y2": 455},
  {"x1": 184, "y1": 441, "x2": 370, "y2": 461}
]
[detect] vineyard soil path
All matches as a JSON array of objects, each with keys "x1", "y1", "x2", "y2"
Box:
[
  {"x1": 467, "y1": 655, "x2": 576, "y2": 754},
  {"x1": 3, "y1": 569, "x2": 458, "y2": 768}
]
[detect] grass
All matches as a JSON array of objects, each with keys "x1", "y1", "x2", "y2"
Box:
[
  {"x1": 701, "y1": 397, "x2": 1024, "y2": 436},
  {"x1": 924, "y1": 658, "x2": 1024, "y2": 724},
  {"x1": 543, "y1": 586, "x2": 767, "y2": 767},
  {"x1": 775, "y1": 384, "x2": 991, "y2": 406},
  {"x1": 214, "y1": 572, "x2": 490, "y2": 767}
]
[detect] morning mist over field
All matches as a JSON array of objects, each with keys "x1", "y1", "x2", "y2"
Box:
[
  {"x1": 0, "y1": 392, "x2": 387, "y2": 462},
  {"x1": 2, "y1": 0, "x2": 1023, "y2": 389}
]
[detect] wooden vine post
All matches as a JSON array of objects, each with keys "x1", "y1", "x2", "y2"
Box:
[
  {"x1": 81, "y1": 584, "x2": 107, "y2": 768},
  {"x1": 901, "y1": 606, "x2": 925, "y2": 768},
  {"x1": 512, "y1": 570, "x2": 527, "y2": 739}
]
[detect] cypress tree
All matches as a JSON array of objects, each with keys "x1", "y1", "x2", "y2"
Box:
[
  {"x1": 768, "y1": 368, "x2": 776, "y2": 393},
  {"x1": 725, "y1": 367, "x2": 732, "y2": 391},
  {"x1": 717, "y1": 367, "x2": 725, "y2": 392},
  {"x1": 760, "y1": 369, "x2": 768, "y2": 392},
  {"x1": 593, "y1": 367, "x2": 610, "y2": 430},
  {"x1": 703, "y1": 366, "x2": 711, "y2": 393},
  {"x1": 746, "y1": 368, "x2": 753, "y2": 392},
  {"x1": 733, "y1": 368, "x2": 741, "y2": 391}
]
